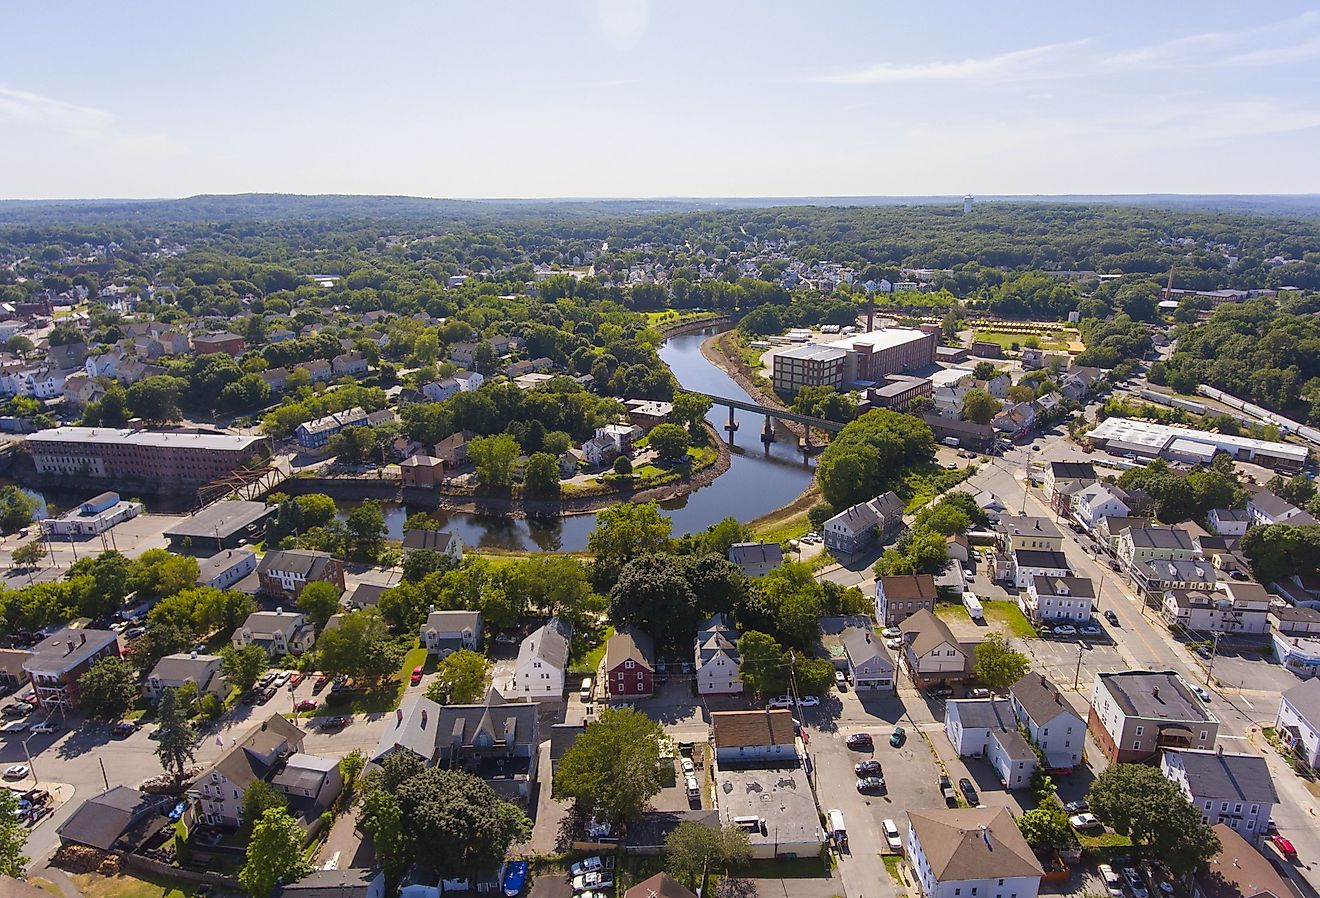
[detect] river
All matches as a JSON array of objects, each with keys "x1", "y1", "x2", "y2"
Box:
[{"x1": 337, "y1": 327, "x2": 817, "y2": 551}]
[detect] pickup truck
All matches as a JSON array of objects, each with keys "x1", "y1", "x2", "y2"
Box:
[{"x1": 939, "y1": 774, "x2": 958, "y2": 807}]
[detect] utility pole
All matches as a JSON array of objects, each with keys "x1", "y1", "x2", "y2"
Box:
[
  {"x1": 1073, "y1": 642, "x2": 1085, "y2": 691},
  {"x1": 21, "y1": 738, "x2": 37, "y2": 785},
  {"x1": 1205, "y1": 630, "x2": 1221, "y2": 687}
]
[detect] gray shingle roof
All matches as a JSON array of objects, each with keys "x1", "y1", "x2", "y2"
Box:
[
  {"x1": 1165, "y1": 749, "x2": 1278, "y2": 803},
  {"x1": 1011, "y1": 672, "x2": 1081, "y2": 727},
  {"x1": 907, "y1": 807, "x2": 1043, "y2": 881},
  {"x1": 1099, "y1": 670, "x2": 1215, "y2": 723},
  {"x1": 519, "y1": 618, "x2": 571, "y2": 670},
  {"x1": 1282, "y1": 678, "x2": 1320, "y2": 727},
  {"x1": 948, "y1": 698, "x2": 1015, "y2": 730}
]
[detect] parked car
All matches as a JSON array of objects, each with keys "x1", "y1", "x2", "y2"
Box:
[
  {"x1": 295, "y1": 699, "x2": 318, "y2": 712},
  {"x1": 3, "y1": 765, "x2": 29, "y2": 780},
  {"x1": 881, "y1": 626, "x2": 902, "y2": 638},
  {"x1": 323, "y1": 716, "x2": 352, "y2": 730},
  {"x1": 502, "y1": 860, "x2": 528, "y2": 898},
  {"x1": 958, "y1": 777, "x2": 979, "y2": 805},
  {"x1": 572, "y1": 872, "x2": 614, "y2": 892},
  {"x1": 1080, "y1": 623, "x2": 1102, "y2": 636},
  {"x1": 1124, "y1": 868, "x2": 1149, "y2": 898},
  {"x1": 1069, "y1": 813, "x2": 1100, "y2": 829},
  {"x1": 570, "y1": 857, "x2": 605, "y2": 877},
  {"x1": 846, "y1": 732, "x2": 873, "y2": 750},
  {"x1": 969, "y1": 688, "x2": 991, "y2": 698},
  {"x1": 890, "y1": 726, "x2": 906, "y2": 747},
  {"x1": 1, "y1": 704, "x2": 28, "y2": 718},
  {"x1": 314, "y1": 675, "x2": 330, "y2": 691},
  {"x1": 939, "y1": 775, "x2": 957, "y2": 807},
  {"x1": 765, "y1": 696, "x2": 793, "y2": 709},
  {"x1": 680, "y1": 757, "x2": 694, "y2": 775},
  {"x1": 1037, "y1": 625, "x2": 1054, "y2": 636},
  {"x1": 1192, "y1": 686, "x2": 1211, "y2": 702},
  {"x1": 1270, "y1": 834, "x2": 1297, "y2": 860},
  {"x1": 929, "y1": 685, "x2": 954, "y2": 698},
  {"x1": 854, "y1": 760, "x2": 882, "y2": 777},
  {"x1": 1097, "y1": 864, "x2": 1124, "y2": 898},
  {"x1": 1063, "y1": 799, "x2": 1089, "y2": 813},
  {"x1": 796, "y1": 695, "x2": 820, "y2": 708},
  {"x1": 835, "y1": 671, "x2": 847, "y2": 690},
  {"x1": 882, "y1": 818, "x2": 902, "y2": 850},
  {"x1": 1104, "y1": 610, "x2": 1120, "y2": 626},
  {"x1": 856, "y1": 776, "x2": 885, "y2": 794},
  {"x1": 1196, "y1": 645, "x2": 1213, "y2": 660},
  {"x1": 884, "y1": 637, "x2": 904, "y2": 650},
  {"x1": 410, "y1": 665, "x2": 424, "y2": 686},
  {"x1": 273, "y1": 670, "x2": 293, "y2": 687},
  {"x1": 29, "y1": 722, "x2": 56, "y2": 735},
  {"x1": 289, "y1": 672, "x2": 305, "y2": 687},
  {"x1": 494, "y1": 633, "x2": 518, "y2": 644},
  {"x1": 258, "y1": 672, "x2": 277, "y2": 688},
  {"x1": 111, "y1": 721, "x2": 138, "y2": 738},
  {"x1": 1054, "y1": 624, "x2": 1077, "y2": 637}
]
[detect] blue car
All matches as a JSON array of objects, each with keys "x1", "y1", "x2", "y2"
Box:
[
  {"x1": 502, "y1": 861, "x2": 528, "y2": 897},
  {"x1": 167, "y1": 800, "x2": 188, "y2": 822}
]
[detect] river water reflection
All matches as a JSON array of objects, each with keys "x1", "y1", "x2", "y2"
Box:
[{"x1": 337, "y1": 327, "x2": 817, "y2": 552}]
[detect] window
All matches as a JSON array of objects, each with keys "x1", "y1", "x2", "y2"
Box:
[
  {"x1": 1220, "y1": 802, "x2": 1229, "y2": 813},
  {"x1": 1135, "y1": 725, "x2": 1144, "y2": 736},
  {"x1": 625, "y1": 660, "x2": 635, "y2": 669},
  {"x1": 1250, "y1": 804, "x2": 1259, "y2": 815},
  {"x1": 1247, "y1": 820, "x2": 1255, "y2": 830},
  {"x1": 1133, "y1": 741, "x2": 1141, "y2": 751},
  {"x1": 998, "y1": 881, "x2": 1004, "y2": 887},
  {"x1": 1043, "y1": 728, "x2": 1049, "y2": 736},
  {"x1": 1200, "y1": 730, "x2": 1209, "y2": 741}
]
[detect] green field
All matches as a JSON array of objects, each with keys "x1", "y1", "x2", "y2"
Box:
[{"x1": 973, "y1": 329, "x2": 1073, "y2": 352}]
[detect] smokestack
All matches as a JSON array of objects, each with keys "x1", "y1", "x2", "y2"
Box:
[{"x1": 867, "y1": 297, "x2": 875, "y2": 332}]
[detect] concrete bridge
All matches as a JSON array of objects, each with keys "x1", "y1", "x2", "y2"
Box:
[{"x1": 694, "y1": 392, "x2": 843, "y2": 452}]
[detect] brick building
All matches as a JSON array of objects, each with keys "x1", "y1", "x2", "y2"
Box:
[{"x1": 28, "y1": 427, "x2": 267, "y2": 485}]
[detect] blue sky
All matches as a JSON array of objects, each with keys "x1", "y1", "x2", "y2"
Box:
[{"x1": 4, "y1": 1, "x2": 1320, "y2": 199}]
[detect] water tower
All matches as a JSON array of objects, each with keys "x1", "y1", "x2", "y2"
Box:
[{"x1": 963, "y1": 194, "x2": 974, "y2": 215}]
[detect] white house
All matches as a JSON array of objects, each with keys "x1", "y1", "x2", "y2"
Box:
[
  {"x1": 509, "y1": 618, "x2": 571, "y2": 701},
  {"x1": 1161, "y1": 582, "x2": 1270, "y2": 634},
  {"x1": 420, "y1": 610, "x2": 482, "y2": 656},
  {"x1": 1009, "y1": 673, "x2": 1084, "y2": 772},
  {"x1": 711, "y1": 710, "x2": 796, "y2": 766},
  {"x1": 401, "y1": 529, "x2": 464, "y2": 563},
  {"x1": 1160, "y1": 748, "x2": 1277, "y2": 844},
  {"x1": 1005, "y1": 549, "x2": 1071, "y2": 589},
  {"x1": 1208, "y1": 508, "x2": 1251, "y2": 537},
  {"x1": 1022, "y1": 575, "x2": 1095, "y2": 624},
  {"x1": 1277, "y1": 679, "x2": 1320, "y2": 768},
  {"x1": 840, "y1": 626, "x2": 895, "y2": 691},
  {"x1": 194, "y1": 716, "x2": 306, "y2": 826},
  {"x1": 1071, "y1": 482, "x2": 1130, "y2": 531},
  {"x1": 197, "y1": 549, "x2": 257, "y2": 590},
  {"x1": 694, "y1": 613, "x2": 742, "y2": 696},
  {"x1": 143, "y1": 652, "x2": 227, "y2": 703},
  {"x1": 232, "y1": 610, "x2": 316, "y2": 657},
  {"x1": 900, "y1": 609, "x2": 972, "y2": 688},
  {"x1": 727, "y1": 543, "x2": 782, "y2": 578},
  {"x1": 1248, "y1": 491, "x2": 1313, "y2": 527},
  {"x1": 906, "y1": 807, "x2": 1043, "y2": 898},
  {"x1": 944, "y1": 698, "x2": 1014, "y2": 754}
]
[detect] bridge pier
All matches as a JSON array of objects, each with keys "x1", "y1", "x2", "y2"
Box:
[
  {"x1": 723, "y1": 403, "x2": 739, "y2": 445},
  {"x1": 761, "y1": 415, "x2": 776, "y2": 444}
]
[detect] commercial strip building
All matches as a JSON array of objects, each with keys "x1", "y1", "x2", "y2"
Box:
[
  {"x1": 39, "y1": 491, "x2": 141, "y2": 536},
  {"x1": 27, "y1": 426, "x2": 268, "y2": 485},
  {"x1": 1087, "y1": 417, "x2": 1308, "y2": 472},
  {"x1": 164, "y1": 500, "x2": 275, "y2": 553}
]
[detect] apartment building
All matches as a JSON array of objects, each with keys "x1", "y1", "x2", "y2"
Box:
[{"x1": 28, "y1": 427, "x2": 267, "y2": 485}]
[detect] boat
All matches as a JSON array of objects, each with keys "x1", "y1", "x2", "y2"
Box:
[{"x1": 502, "y1": 861, "x2": 528, "y2": 897}]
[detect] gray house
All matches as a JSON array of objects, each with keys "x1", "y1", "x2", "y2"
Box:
[
  {"x1": 420, "y1": 610, "x2": 482, "y2": 656},
  {"x1": 434, "y1": 688, "x2": 540, "y2": 800},
  {"x1": 711, "y1": 710, "x2": 797, "y2": 766},
  {"x1": 1160, "y1": 748, "x2": 1277, "y2": 845}
]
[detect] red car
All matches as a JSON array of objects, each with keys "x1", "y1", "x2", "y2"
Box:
[
  {"x1": 314, "y1": 675, "x2": 330, "y2": 691},
  {"x1": 1270, "y1": 834, "x2": 1297, "y2": 860},
  {"x1": 410, "y1": 665, "x2": 424, "y2": 686},
  {"x1": 846, "y1": 733, "x2": 874, "y2": 750},
  {"x1": 289, "y1": 673, "x2": 306, "y2": 687},
  {"x1": 295, "y1": 699, "x2": 318, "y2": 713}
]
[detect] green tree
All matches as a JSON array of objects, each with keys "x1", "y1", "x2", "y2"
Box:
[
  {"x1": 972, "y1": 361, "x2": 998, "y2": 380},
  {"x1": 523, "y1": 452, "x2": 561, "y2": 497},
  {"x1": 543, "y1": 430, "x2": 573, "y2": 456},
  {"x1": 608, "y1": 555, "x2": 699, "y2": 638},
  {"x1": 1088, "y1": 764, "x2": 1222, "y2": 874},
  {"x1": 468, "y1": 433, "x2": 521, "y2": 486},
  {"x1": 220, "y1": 643, "x2": 269, "y2": 692},
  {"x1": 974, "y1": 633, "x2": 1030, "y2": 692},
  {"x1": 794, "y1": 656, "x2": 837, "y2": 695},
  {"x1": 736, "y1": 630, "x2": 786, "y2": 696},
  {"x1": 816, "y1": 409, "x2": 934, "y2": 509},
  {"x1": 1016, "y1": 803, "x2": 1071, "y2": 848},
  {"x1": 315, "y1": 608, "x2": 404, "y2": 683},
  {"x1": 345, "y1": 500, "x2": 387, "y2": 562},
  {"x1": 358, "y1": 785, "x2": 411, "y2": 888},
  {"x1": 11, "y1": 540, "x2": 45, "y2": 570},
  {"x1": 240, "y1": 807, "x2": 310, "y2": 898},
  {"x1": 961, "y1": 388, "x2": 1002, "y2": 425},
  {"x1": 665, "y1": 822, "x2": 752, "y2": 888},
  {"x1": 402, "y1": 549, "x2": 455, "y2": 583},
  {"x1": 425, "y1": 649, "x2": 490, "y2": 704},
  {"x1": 555, "y1": 707, "x2": 666, "y2": 825},
  {"x1": 395, "y1": 769, "x2": 532, "y2": 880},
  {"x1": 612, "y1": 455, "x2": 632, "y2": 476},
  {"x1": 242, "y1": 780, "x2": 288, "y2": 830},
  {"x1": 648, "y1": 423, "x2": 690, "y2": 459},
  {"x1": 0, "y1": 486, "x2": 38, "y2": 534},
  {"x1": 132, "y1": 548, "x2": 200, "y2": 601},
  {"x1": 329, "y1": 426, "x2": 379, "y2": 464},
  {"x1": 154, "y1": 687, "x2": 201, "y2": 785},
  {"x1": 0, "y1": 789, "x2": 29, "y2": 875},
  {"x1": 297, "y1": 580, "x2": 342, "y2": 629},
  {"x1": 77, "y1": 656, "x2": 138, "y2": 720},
  {"x1": 587, "y1": 502, "x2": 673, "y2": 588},
  {"x1": 294, "y1": 494, "x2": 337, "y2": 529},
  {"x1": 125, "y1": 374, "x2": 188, "y2": 422}
]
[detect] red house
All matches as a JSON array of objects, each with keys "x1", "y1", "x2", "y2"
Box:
[
  {"x1": 192, "y1": 332, "x2": 246, "y2": 357},
  {"x1": 604, "y1": 628, "x2": 655, "y2": 698}
]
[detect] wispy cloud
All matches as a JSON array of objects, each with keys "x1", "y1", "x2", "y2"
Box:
[
  {"x1": 813, "y1": 40, "x2": 1087, "y2": 85},
  {"x1": 1105, "y1": 11, "x2": 1320, "y2": 69},
  {"x1": 0, "y1": 86, "x2": 111, "y2": 138}
]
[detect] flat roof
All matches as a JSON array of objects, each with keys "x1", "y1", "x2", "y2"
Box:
[
  {"x1": 715, "y1": 766, "x2": 822, "y2": 850},
  {"x1": 773, "y1": 344, "x2": 847, "y2": 362},
  {"x1": 827, "y1": 327, "x2": 930, "y2": 353},
  {"x1": 164, "y1": 501, "x2": 272, "y2": 539},
  {"x1": 1088, "y1": 418, "x2": 1307, "y2": 462},
  {"x1": 1098, "y1": 670, "x2": 1217, "y2": 724},
  {"x1": 28, "y1": 427, "x2": 263, "y2": 452}
]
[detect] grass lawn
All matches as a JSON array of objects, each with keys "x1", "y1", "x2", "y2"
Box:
[
  {"x1": 973, "y1": 329, "x2": 1072, "y2": 352},
  {"x1": 935, "y1": 604, "x2": 971, "y2": 624},
  {"x1": 70, "y1": 872, "x2": 199, "y2": 898},
  {"x1": 754, "y1": 506, "x2": 812, "y2": 544},
  {"x1": 1078, "y1": 831, "x2": 1133, "y2": 850},
  {"x1": 902, "y1": 465, "x2": 975, "y2": 512},
  {"x1": 882, "y1": 854, "x2": 905, "y2": 885},
  {"x1": 644, "y1": 310, "x2": 718, "y2": 327},
  {"x1": 570, "y1": 625, "x2": 614, "y2": 676},
  {"x1": 983, "y1": 601, "x2": 1037, "y2": 638}
]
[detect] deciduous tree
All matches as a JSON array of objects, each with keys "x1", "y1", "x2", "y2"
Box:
[
  {"x1": 425, "y1": 649, "x2": 490, "y2": 705},
  {"x1": 973, "y1": 633, "x2": 1030, "y2": 692},
  {"x1": 77, "y1": 657, "x2": 138, "y2": 720},
  {"x1": 220, "y1": 643, "x2": 268, "y2": 692},
  {"x1": 555, "y1": 708, "x2": 666, "y2": 825},
  {"x1": 240, "y1": 807, "x2": 309, "y2": 898}
]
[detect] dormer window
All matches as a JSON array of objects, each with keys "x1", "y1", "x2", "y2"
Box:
[{"x1": 625, "y1": 660, "x2": 635, "y2": 669}]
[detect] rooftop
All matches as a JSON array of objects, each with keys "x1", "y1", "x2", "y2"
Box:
[
  {"x1": 711, "y1": 710, "x2": 796, "y2": 749},
  {"x1": 1088, "y1": 418, "x2": 1308, "y2": 463},
  {"x1": 908, "y1": 806, "x2": 1043, "y2": 881},
  {"x1": 1098, "y1": 670, "x2": 1217, "y2": 723},
  {"x1": 1163, "y1": 749, "x2": 1277, "y2": 803},
  {"x1": 715, "y1": 766, "x2": 821, "y2": 850},
  {"x1": 826, "y1": 327, "x2": 930, "y2": 353},
  {"x1": 1011, "y1": 673, "x2": 1081, "y2": 726},
  {"x1": 164, "y1": 501, "x2": 272, "y2": 540},
  {"x1": 25, "y1": 627, "x2": 119, "y2": 673},
  {"x1": 28, "y1": 426, "x2": 263, "y2": 452},
  {"x1": 1197, "y1": 824, "x2": 1291, "y2": 898}
]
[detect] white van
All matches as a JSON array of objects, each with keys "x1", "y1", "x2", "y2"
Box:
[
  {"x1": 579, "y1": 678, "x2": 592, "y2": 701},
  {"x1": 963, "y1": 592, "x2": 984, "y2": 620},
  {"x1": 685, "y1": 775, "x2": 700, "y2": 800},
  {"x1": 827, "y1": 808, "x2": 846, "y2": 842}
]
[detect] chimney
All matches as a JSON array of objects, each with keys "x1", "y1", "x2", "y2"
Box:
[
  {"x1": 396, "y1": 708, "x2": 404, "y2": 725},
  {"x1": 1152, "y1": 685, "x2": 1160, "y2": 699},
  {"x1": 866, "y1": 297, "x2": 875, "y2": 332},
  {"x1": 1217, "y1": 743, "x2": 1223, "y2": 755},
  {"x1": 980, "y1": 824, "x2": 990, "y2": 848},
  {"x1": 80, "y1": 633, "x2": 87, "y2": 646},
  {"x1": 65, "y1": 640, "x2": 74, "y2": 656},
  {"x1": 421, "y1": 709, "x2": 428, "y2": 726}
]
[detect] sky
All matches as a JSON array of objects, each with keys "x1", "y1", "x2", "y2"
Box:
[{"x1": 3, "y1": 1, "x2": 1320, "y2": 200}]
